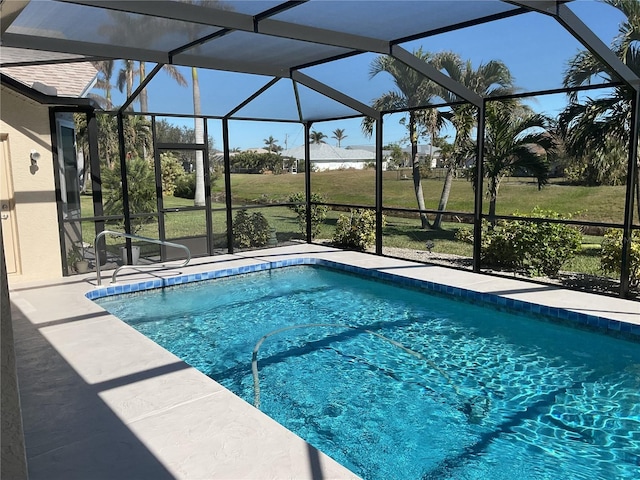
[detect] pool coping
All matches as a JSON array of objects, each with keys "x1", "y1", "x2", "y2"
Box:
[
  {"x1": 9, "y1": 244, "x2": 640, "y2": 479},
  {"x1": 88, "y1": 255, "x2": 640, "y2": 339}
]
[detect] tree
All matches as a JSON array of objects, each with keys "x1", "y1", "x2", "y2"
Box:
[
  {"x1": 385, "y1": 143, "x2": 408, "y2": 169},
  {"x1": 191, "y1": 67, "x2": 206, "y2": 206},
  {"x1": 91, "y1": 60, "x2": 115, "y2": 109},
  {"x1": 332, "y1": 128, "x2": 348, "y2": 147},
  {"x1": 264, "y1": 135, "x2": 280, "y2": 153},
  {"x1": 117, "y1": 60, "x2": 138, "y2": 109},
  {"x1": 362, "y1": 48, "x2": 443, "y2": 229},
  {"x1": 73, "y1": 113, "x2": 92, "y2": 193},
  {"x1": 431, "y1": 52, "x2": 515, "y2": 229},
  {"x1": 309, "y1": 130, "x2": 327, "y2": 144},
  {"x1": 559, "y1": 0, "x2": 640, "y2": 214},
  {"x1": 138, "y1": 63, "x2": 187, "y2": 114},
  {"x1": 482, "y1": 103, "x2": 555, "y2": 222},
  {"x1": 97, "y1": 113, "x2": 119, "y2": 170},
  {"x1": 230, "y1": 151, "x2": 283, "y2": 174},
  {"x1": 122, "y1": 115, "x2": 152, "y2": 161},
  {"x1": 103, "y1": 156, "x2": 156, "y2": 234}
]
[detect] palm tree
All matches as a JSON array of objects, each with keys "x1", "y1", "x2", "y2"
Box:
[
  {"x1": 560, "y1": 0, "x2": 640, "y2": 214},
  {"x1": 73, "y1": 113, "x2": 91, "y2": 193},
  {"x1": 483, "y1": 103, "x2": 555, "y2": 222},
  {"x1": 362, "y1": 48, "x2": 442, "y2": 229},
  {"x1": 309, "y1": 131, "x2": 327, "y2": 144},
  {"x1": 431, "y1": 52, "x2": 515, "y2": 228},
  {"x1": 179, "y1": 1, "x2": 236, "y2": 206},
  {"x1": 90, "y1": 60, "x2": 115, "y2": 109},
  {"x1": 138, "y1": 63, "x2": 187, "y2": 114},
  {"x1": 264, "y1": 135, "x2": 279, "y2": 153},
  {"x1": 332, "y1": 128, "x2": 348, "y2": 147},
  {"x1": 117, "y1": 60, "x2": 138, "y2": 109},
  {"x1": 192, "y1": 67, "x2": 206, "y2": 207},
  {"x1": 97, "y1": 114, "x2": 119, "y2": 169},
  {"x1": 122, "y1": 115, "x2": 152, "y2": 160}
]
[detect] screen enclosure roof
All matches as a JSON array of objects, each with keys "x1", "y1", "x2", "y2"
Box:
[{"x1": 1, "y1": 0, "x2": 638, "y2": 122}]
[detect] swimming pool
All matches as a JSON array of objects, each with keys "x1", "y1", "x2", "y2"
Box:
[{"x1": 95, "y1": 264, "x2": 640, "y2": 479}]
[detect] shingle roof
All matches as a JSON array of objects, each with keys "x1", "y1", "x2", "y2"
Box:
[{"x1": 0, "y1": 49, "x2": 97, "y2": 98}]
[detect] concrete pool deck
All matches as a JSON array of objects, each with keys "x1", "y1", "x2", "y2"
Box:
[{"x1": 9, "y1": 244, "x2": 640, "y2": 479}]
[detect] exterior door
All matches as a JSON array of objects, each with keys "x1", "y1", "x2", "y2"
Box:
[{"x1": 0, "y1": 134, "x2": 20, "y2": 274}]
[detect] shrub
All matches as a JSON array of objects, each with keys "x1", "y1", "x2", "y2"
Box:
[
  {"x1": 174, "y1": 171, "x2": 221, "y2": 199},
  {"x1": 102, "y1": 156, "x2": 156, "y2": 233},
  {"x1": 174, "y1": 173, "x2": 197, "y2": 199},
  {"x1": 481, "y1": 220, "x2": 524, "y2": 270},
  {"x1": 230, "y1": 151, "x2": 283, "y2": 174},
  {"x1": 601, "y1": 229, "x2": 640, "y2": 287},
  {"x1": 159, "y1": 152, "x2": 185, "y2": 196},
  {"x1": 232, "y1": 209, "x2": 270, "y2": 248},
  {"x1": 454, "y1": 227, "x2": 474, "y2": 244},
  {"x1": 419, "y1": 163, "x2": 431, "y2": 178},
  {"x1": 457, "y1": 209, "x2": 583, "y2": 277},
  {"x1": 332, "y1": 209, "x2": 383, "y2": 251},
  {"x1": 515, "y1": 209, "x2": 582, "y2": 277},
  {"x1": 287, "y1": 192, "x2": 328, "y2": 238}
]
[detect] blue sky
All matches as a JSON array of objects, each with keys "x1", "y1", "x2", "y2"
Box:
[{"x1": 102, "y1": 1, "x2": 626, "y2": 151}]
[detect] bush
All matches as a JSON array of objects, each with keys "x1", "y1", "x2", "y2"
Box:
[
  {"x1": 601, "y1": 229, "x2": 640, "y2": 287},
  {"x1": 230, "y1": 151, "x2": 283, "y2": 174},
  {"x1": 482, "y1": 220, "x2": 525, "y2": 270},
  {"x1": 232, "y1": 209, "x2": 270, "y2": 248},
  {"x1": 102, "y1": 156, "x2": 156, "y2": 233},
  {"x1": 174, "y1": 173, "x2": 197, "y2": 199},
  {"x1": 454, "y1": 227, "x2": 474, "y2": 244},
  {"x1": 174, "y1": 171, "x2": 221, "y2": 199},
  {"x1": 287, "y1": 192, "x2": 328, "y2": 238},
  {"x1": 515, "y1": 210, "x2": 582, "y2": 277},
  {"x1": 457, "y1": 209, "x2": 583, "y2": 277},
  {"x1": 332, "y1": 209, "x2": 383, "y2": 251},
  {"x1": 160, "y1": 152, "x2": 185, "y2": 196}
]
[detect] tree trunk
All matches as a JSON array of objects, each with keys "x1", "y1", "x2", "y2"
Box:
[
  {"x1": 192, "y1": 67, "x2": 205, "y2": 207},
  {"x1": 138, "y1": 62, "x2": 148, "y2": 159},
  {"x1": 410, "y1": 112, "x2": 430, "y2": 229},
  {"x1": 433, "y1": 164, "x2": 455, "y2": 229},
  {"x1": 139, "y1": 62, "x2": 148, "y2": 114},
  {"x1": 126, "y1": 60, "x2": 134, "y2": 105},
  {"x1": 488, "y1": 176, "x2": 500, "y2": 225}
]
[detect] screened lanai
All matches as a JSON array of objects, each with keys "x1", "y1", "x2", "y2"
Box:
[{"x1": 1, "y1": 0, "x2": 639, "y2": 297}]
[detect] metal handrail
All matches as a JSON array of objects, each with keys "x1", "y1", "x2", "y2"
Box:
[{"x1": 94, "y1": 230, "x2": 191, "y2": 286}]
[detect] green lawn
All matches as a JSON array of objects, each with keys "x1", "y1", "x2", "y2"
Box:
[
  {"x1": 78, "y1": 170, "x2": 636, "y2": 279},
  {"x1": 215, "y1": 171, "x2": 630, "y2": 224}
]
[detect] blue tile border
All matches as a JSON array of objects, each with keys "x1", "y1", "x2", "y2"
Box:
[{"x1": 87, "y1": 257, "x2": 639, "y2": 339}]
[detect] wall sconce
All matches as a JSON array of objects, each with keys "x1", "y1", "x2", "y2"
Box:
[
  {"x1": 30, "y1": 149, "x2": 40, "y2": 166},
  {"x1": 29, "y1": 149, "x2": 40, "y2": 174}
]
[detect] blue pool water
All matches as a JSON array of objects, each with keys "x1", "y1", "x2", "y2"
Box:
[{"x1": 96, "y1": 266, "x2": 640, "y2": 479}]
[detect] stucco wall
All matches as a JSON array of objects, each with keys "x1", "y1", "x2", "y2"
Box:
[{"x1": 1, "y1": 85, "x2": 63, "y2": 283}]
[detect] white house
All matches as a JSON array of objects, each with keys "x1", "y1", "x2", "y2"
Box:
[
  {"x1": 350, "y1": 143, "x2": 442, "y2": 168},
  {"x1": 281, "y1": 143, "x2": 385, "y2": 171}
]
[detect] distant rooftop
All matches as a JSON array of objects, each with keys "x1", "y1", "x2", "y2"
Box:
[{"x1": 282, "y1": 143, "x2": 375, "y2": 161}]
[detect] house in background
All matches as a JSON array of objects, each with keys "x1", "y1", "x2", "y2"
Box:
[
  {"x1": 281, "y1": 142, "x2": 382, "y2": 171},
  {"x1": 0, "y1": 56, "x2": 98, "y2": 284},
  {"x1": 350, "y1": 143, "x2": 443, "y2": 169}
]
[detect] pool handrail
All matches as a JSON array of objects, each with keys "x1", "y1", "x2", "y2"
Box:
[{"x1": 94, "y1": 230, "x2": 191, "y2": 286}]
